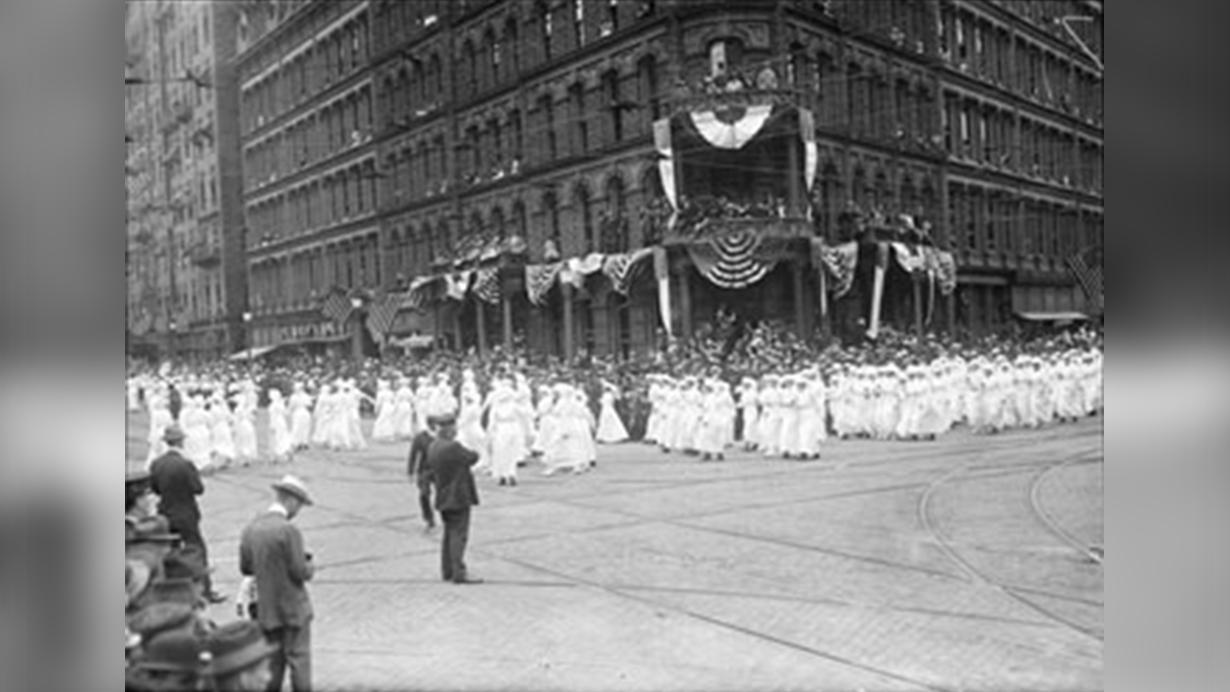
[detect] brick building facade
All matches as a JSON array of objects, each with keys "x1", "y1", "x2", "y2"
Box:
[{"x1": 236, "y1": 0, "x2": 1102, "y2": 358}]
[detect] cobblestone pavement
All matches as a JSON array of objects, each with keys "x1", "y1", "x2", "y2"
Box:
[{"x1": 127, "y1": 413, "x2": 1103, "y2": 692}]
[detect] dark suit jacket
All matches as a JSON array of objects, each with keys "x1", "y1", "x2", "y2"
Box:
[
  {"x1": 239, "y1": 510, "x2": 314, "y2": 630},
  {"x1": 407, "y1": 430, "x2": 435, "y2": 479},
  {"x1": 148, "y1": 449, "x2": 203, "y2": 528},
  {"x1": 427, "y1": 439, "x2": 480, "y2": 512}
]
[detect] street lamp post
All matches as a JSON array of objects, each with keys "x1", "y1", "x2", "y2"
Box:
[
  {"x1": 350, "y1": 297, "x2": 365, "y2": 362},
  {"x1": 242, "y1": 310, "x2": 252, "y2": 352}
]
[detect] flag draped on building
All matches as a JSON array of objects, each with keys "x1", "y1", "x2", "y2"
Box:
[
  {"x1": 891, "y1": 242, "x2": 927, "y2": 274},
  {"x1": 602, "y1": 248, "x2": 653, "y2": 295},
  {"x1": 559, "y1": 253, "x2": 605, "y2": 289},
  {"x1": 319, "y1": 287, "x2": 353, "y2": 325},
  {"x1": 653, "y1": 246, "x2": 672, "y2": 338},
  {"x1": 686, "y1": 231, "x2": 778, "y2": 289},
  {"x1": 364, "y1": 292, "x2": 407, "y2": 342},
  {"x1": 1066, "y1": 246, "x2": 1103, "y2": 313},
  {"x1": 444, "y1": 271, "x2": 473, "y2": 301},
  {"x1": 933, "y1": 250, "x2": 957, "y2": 296},
  {"x1": 472, "y1": 267, "x2": 500, "y2": 304},
  {"x1": 525, "y1": 262, "x2": 563, "y2": 306}
]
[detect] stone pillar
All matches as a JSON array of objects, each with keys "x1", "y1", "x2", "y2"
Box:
[
  {"x1": 351, "y1": 309, "x2": 364, "y2": 362},
  {"x1": 562, "y1": 283, "x2": 574, "y2": 359},
  {"x1": 678, "y1": 263, "x2": 693, "y2": 339},
  {"x1": 913, "y1": 275, "x2": 924, "y2": 335},
  {"x1": 792, "y1": 261, "x2": 809, "y2": 337},
  {"x1": 475, "y1": 297, "x2": 487, "y2": 355},
  {"x1": 502, "y1": 293, "x2": 513, "y2": 348}
]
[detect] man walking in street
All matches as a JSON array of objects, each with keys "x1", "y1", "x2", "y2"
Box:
[
  {"x1": 407, "y1": 415, "x2": 438, "y2": 532},
  {"x1": 148, "y1": 425, "x2": 227, "y2": 604},
  {"x1": 239, "y1": 475, "x2": 316, "y2": 692},
  {"x1": 427, "y1": 413, "x2": 483, "y2": 584}
]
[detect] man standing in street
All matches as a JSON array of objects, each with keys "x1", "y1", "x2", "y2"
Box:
[
  {"x1": 239, "y1": 475, "x2": 316, "y2": 692},
  {"x1": 148, "y1": 425, "x2": 227, "y2": 604},
  {"x1": 407, "y1": 415, "x2": 438, "y2": 532},
  {"x1": 427, "y1": 413, "x2": 483, "y2": 584}
]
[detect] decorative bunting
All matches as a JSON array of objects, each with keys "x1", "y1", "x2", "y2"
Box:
[
  {"x1": 559, "y1": 252, "x2": 605, "y2": 289},
  {"x1": 365, "y1": 292, "x2": 404, "y2": 342},
  {"x1": 800, "y1": 108, "x2": 817, "y2": 191},
  {"x1": 319, "y1": 286, "x2": 354, "y2": 325},
  {"x1": 525, "y1": 262, "x2": 563, "y2": 306},
  {"x1": 934, "y1": 250, "x2": 957, "y2": 296},
  {"x1": 891, "y1": 242, "x2": 927, "y2": 274},
  {"x1": 815, "y1": 241, "x2": 858, "y2": 298},
  {"x1": 653, "y1": 118, "x2": 677, "y2": 210},
  {"x1": 473, "y1": 267, "x2": 500, "y2": 304},
  {"x1": 601, "y1": 248, "x2": 653, "y2": 295},
  {"x1": 688, "y1": 104, "x2": 774, "y2": 149},
  {"x1": 444, "y1": 271, "x2": 473, "y2": 301}
]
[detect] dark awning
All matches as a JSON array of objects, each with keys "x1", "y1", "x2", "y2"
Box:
[{"x1": 1015, "y1": 311, "x2": 1089, "y2": 322}]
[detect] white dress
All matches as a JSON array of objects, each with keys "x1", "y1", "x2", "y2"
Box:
[
  {"x1": 370, "y1": 387, "x2": 396, "y2": 442},
  {"x1": 145, "y1": 395, "x2": 172, "y2": 467},
  {"x1": 392, "y1": 385, "x2": 415, "y2": 440},
  {"x1": 595, "y1": 391, "x2": 629, "y2": 444},
  {"x1": 209, "y1": 401, "x2": 237, "y2": 463},
  {"x1": 543, "y1": 393, "x2": 595, "y2": 473},
  {"x1": 288, "y1": 390, "x2": 313, "y2": 449},
  {"x1": 267, "y1": 396, "x2": 292, "y2": 459},
  {"x1": 232, "y1": 395, "x2": 259, "y2": 462},
  {"x1": 457, "y1": 387, "x2": 488, "y2": 468},
  {"x1": 487, "y1": 391, "x2": 525, "y2": 481},
  {"x1": 182, "y1": 400, "x2": 214, "y2": 470}
]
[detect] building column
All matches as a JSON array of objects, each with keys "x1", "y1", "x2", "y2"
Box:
[
  {"x1": 502, "y1": 293, "x2": 513, "y2": 348},
  {"x1": 913, "y1": 275, "x2": 924, "y2": 335},
  {"x1": 792, "y1": 260, "x2": 808, "y2": 336},
  {"x1": 678, "y1": 263, "x2": 693, "y2": 339},
  {"x1": 351, "y1": 309, "x2": 364, "y2": 361},
  {"x1": 475, "y1": 297, "x2": 487, "y2": 355},
  {"x1": 562, "y1": 283, "x2": 574, "y2": 359},
  {"x1": 786, "y1": 129, "x2": 802, "y2": 216}
]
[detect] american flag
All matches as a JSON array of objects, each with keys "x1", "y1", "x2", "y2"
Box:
[
  {"x1": 365, "y1": 292, "x2": 405, "y2": 341},
  {"x1": 526, "y1": 262, "x2": 563, "y2": 306},
  {"x1": 1066, "y1": 246, "x2": 1103, "y2": 314},
  {"x1": 473, "y1": 267, "x2": 501, "y2": 304},
  {"x1": 602, "y1": 248, "x2": 653, "y2": 295},
  {"x1": 319, "y1": 287, "x2": 354, "y2": 325}
]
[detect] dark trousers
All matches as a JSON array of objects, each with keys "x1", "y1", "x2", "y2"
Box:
[
  {"x1": 168, "y1": 517, "x2": 213, "y2": 595},
  {"x1": 416, "y1": 476, "x2": 435, "y2": 526},
  {"x1": 440, "y1": 508, "x2": 471, "y2": 582},
  {"x1": 263, "y1": 622, "x2": 311, "y2": 692}
]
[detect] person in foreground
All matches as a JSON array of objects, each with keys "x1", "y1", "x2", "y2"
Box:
[
  {"x1": 239, "y1": 475, "x2": 316, "y2": 692},
  {"x1": 427, "y1": 413, "x2": 483, "y2": 584}
]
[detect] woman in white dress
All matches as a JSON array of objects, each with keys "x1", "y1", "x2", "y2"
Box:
[
  {"x1": 288, "y1": 382, "x2": 313, "y2": 450},
  {"x1": 182, "y1": 395, "x2": 214, "y2": 471},
  {"x1": 144, "y1": 388, "x2": 172, "y2": 468},
  {"x1": 266, "y1": 389, "x2": 293, "y2": 462},
  {"x1": 370, "y1": 380, "x2": 397, "y2": 443},
  {"x1": 232, "y1": 384, "x2": 259, "y2": 465},
  {"x1": 457, "y1": 378, "x2": 488, "y2": 472},
  {"x1": 798, "y1": 372, "x2": 827, "y2": 458},
  {"x1": 413, "y1": 377, "x2": 433, "y2": 434},
  {"x1": 486, "y1": 379, "x2": 525, "y2": 486},
  {"x1": 310, "y1": 383, "x2": 331, "y2": 448},
  {"x1": 342, "y1": 380, "x2": 369, "y2": 451},
  {"x1": 392, "y1": 377, "x2": 415, "y2": 440},
  {"x1": 513, "y1": 373, "x2": 537, "y2": 456},
  {"x1": 695, "y1": 380, "x2": 728, "y2": 461},
  {"x1": 530, "y1": 384, "x2": 557, "y2": 457},
  {"x1": 757, "y1": 375, "x2": 782, "y2": 456},
  {"x1": 775, "y1": 377, "x2": 803, "y2": 458},
  {"x1": 736, "y1": 377, "x2": 760, "y2": 451},
  {"x1": 595, "y1": 382, "x2": 629, "y2": 444},
  {"x1": 208, "y1": 393, "x2": 237, "y2": 469},
  {"x1": 543, "y1": 386, "x2": 595, "y2": 475}
]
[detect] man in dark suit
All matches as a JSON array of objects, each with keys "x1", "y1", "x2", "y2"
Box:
[
  {"x1": 426, "y1": 413, "x2": 483, "y2": 584},
  {"x1": 239, "y1": 475, "x2": 316, "y2": 692},
  {"x1": 406, "y1": 415, "x2": 438, "y2": 532},
  {"x1": 148, "y1": 425, "x2": 226, "y2": 604}
]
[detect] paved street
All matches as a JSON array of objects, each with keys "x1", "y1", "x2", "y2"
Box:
[{"x1": 128, "y1": 415, "x2": 1103, "y2": 692}]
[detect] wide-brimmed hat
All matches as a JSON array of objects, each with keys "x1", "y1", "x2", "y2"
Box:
[
  {"x1": 205, "y1": 621, "x2": 279, "y2": 679},
  {"x1": 127, "y1": 601, "x2": 196, "y2": 642},
  {"x1": 162, "y1": 425, "x2": 186, "y2": 443},
  {"x1": 133, "y1": 629, "x2": 210, "y2": 673},
  {"x1": 126, "y1": 516, "x2": 181, "y2": 546},
  {"x1": 271, "y1": 475, "x2": 313, "y2": 506}
]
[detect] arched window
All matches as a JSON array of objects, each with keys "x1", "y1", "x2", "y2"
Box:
[
  {"x1": 575, "y1": 183, "x2": 594, "y2": 253},
  {"x1": 543, "y1": 191, "x2": 561, "y2": 256},
  {"x1": 603, "y1": 70, "x2": 623, "y2": 143},
  {"x1": 485, "y1": 27, "x2": 500, "y2": 87},
  {"x1": 513, "y1": 200, "x2": 527, "y2": 240},
  {"x1": 462, "y1": 39, "x2": 477, "y2": 99},
  {"x1": 604, "y1": 174, "x2": 628, "y2": 252},
  {"x1": 637, "y1": 55, "x2": 660, "y2": 122},
  {"x1": 504, "y1": 16, "x2": 519, "y2": 76},
  {"x1": 537, "y1": 0, "x2": 553, "y2": 61}
]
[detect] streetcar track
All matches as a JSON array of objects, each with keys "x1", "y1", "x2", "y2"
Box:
[
  {"x1": 1030, "y1": 455, "x2": 1104, "y2": 563},
  {"x1": 918, "y1": 447, "x2": 1104, "y2": 642}
]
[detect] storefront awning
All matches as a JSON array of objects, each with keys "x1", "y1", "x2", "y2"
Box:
[
  {"x1": 228, "y1": 344, "x2": 280, "y2": 361},
  {"x1": 1015, "y1": 311, "x2": 1089, "y2": 322}
]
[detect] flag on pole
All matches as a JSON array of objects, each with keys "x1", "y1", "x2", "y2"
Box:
[
  {"x1": 1066, "y1": 246, "x2": 1103, "y2": 313},
  {"x1": 319, "y1": 286, "x2": 354, "y2": 325},
  {"x1": 365, "y1": 292, "x2": 404, "y2": 341},
  {"x1": 602, "y1": 248, "x2": 653, "y2": 295}
]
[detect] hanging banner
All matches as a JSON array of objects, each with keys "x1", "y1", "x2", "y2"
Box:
[
  {"x1": 525, "y1": 262, "x2": 563, "y2": 306},
  {"x1": 444, "y1": 271, "x2": 473, "y2": 301},
  {"x1": 811, "y1": 240, "x2": 858, "y2": 298},
  {"x1": 868, "y1": 243, "x2": 888, "y2": 340},
  {"x1": 688, "y1": 104, "x2": 774, "y2": 149},
  {"x1": 473, "y1": 267, "x2": 500, "y2": 304},
  {"x1": 653, "y1": 118, "x2": 677, "y2": 211},
  {"x1": 686, "y1": 231, "x2": 777, "y2": 289},
  {"x1": 559, "y1": 252, "x2": 606, "y2": 289},
  {"x1": 602, "y1": 248, "x2": 653, "y2": 295},
  {"x1": 653, "y1": 246, "x2": 672, "y2": 338},
  {"x1": 800, "y1": 108, "x2": 817, "y2": 192},
  {"x1": 891, "y1": 242, "x2": 927, "y2": 274}
]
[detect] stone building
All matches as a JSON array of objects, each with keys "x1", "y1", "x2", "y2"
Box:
[{"x1": 236, "y1": 0, "x2": 1103, "y2": 359}]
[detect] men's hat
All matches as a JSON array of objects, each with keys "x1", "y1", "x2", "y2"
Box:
[
  {"x1": 205, "y1": 621, "x2": 280, "y2": 679},
  {"x1": 162, "y1": 426, "x2": 186, "y2": 443},
  {"x1": 126, "y1": 516, "x2": 181, "y2": 546},
  {"x1": 133, "y1": 629, "x2": 210, "y2": 673},
  {"x1": 127, "y1": 601, "x2": 195, "y2": 641},
  {"x1": 271, "y1": 475, "x2": 314, "y2": 506},
  {"x1": 126, "y1": 470, "x2": 151, "y2": 486},
  {"x1": 148, "y1": 578, "x2": 200, "y2": 607},
  {"x1": 433, "y1": 412, "x2": 458, "y2": 427}
]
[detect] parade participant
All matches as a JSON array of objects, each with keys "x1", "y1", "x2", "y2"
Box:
[
  {"x1": 543, "y1": 385, "x2": 595, "y2": 474},
  {"x1": 288, "y1": 383, "x2": 313, "y2": 451},
  {"x1": 595, "y1": 381, "x2": 629, "y2": 445},
  {"x1": 145, "y1": 387, "x2": 174, "y2": 468},
  {"x1": 204, "y1": 620, "x2": 281, "y2": 692},
  {"x1": 530, "y1": 384, "x2": 556, "y2": 457},
  {"x1": 486, "y1": 378, "x2": 525, "y2": 486},
  {"x1": 798, "y1": 370, "x2": 827, "y2": 459},
  {"x1": 457, "y1": 370, "x2": 489, "y2": 474},
  {"x1": 735, "y1": 376, "x2": 759, "y2": 451},
  {"x1": 233, "y1": 383, "x2": 259, "y2": 466},
  {"x1": 267, "y1": 390, "x2": 293, "y2": 463},
  {"x1": 695, "y1": 378, "x2": 728, "y2": 462},
  {"x1": 513, "y1": 372, "x2": 537, "y2": 459},
  {"x1": 127, "y1": 375, "x2": 143, "y2": 412},
  {"x1": 310, "y1": 383, "x2": 331, "y2": 448},
  {"x1": 407, "y1": 415, "x2": 438, "y2": 531},
  {"x1": 426, "y1": 413, "x2": 483, "y2": 584},
  {"x1": 755, "y1": 375, "x2": 781, "y2": 456},
  {"x1": 208, "y1": 393, "x2": 238, "y2": 469},
  {"x1": 370, "y1": 379, "x2": 397, "y2": 443},
  {"x1": 341, "y1": 379, "x2": 369, "y2": 451},
  {"x1": 180, "y1": 395, "x2": 213, "y2": 472},
  {"x1": 413, "y1": 376, "x2": 433, "y2": 434},
  {"x1": 239, "y1": 475, "x2": 316, "y2": 692},
  {"x1": 392, "y1": 376, "x2": 416, "y2": 441},
  {"x1": 148, "y1": 426, "x2": 227, "y2": 605}
]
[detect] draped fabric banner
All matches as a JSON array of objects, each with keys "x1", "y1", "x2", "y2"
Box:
[
  {"x1": 653, "y1": 119, "x2": 677, "y2": 211},
  {"x1": 559, "y1": 253, "x2": 605, "y2": 289},
  {"x1": 602, "y1": 248, "x2": 653, "y2": 295},
  {"x1": 688, "y1": 104, "x2": 774, "y2": 149},
  {"x1": 365, "y1": 292, "x2": 406, "y2": 342},
  {"x1": 686, "y1": 231, "x2": 778, "y2": 289},
  {"x1": 472, "y1": 267, "x2": 500, "y2": 304},
  {"x1": 653, "y1": 246, "x2": 672, "y2": 338},
  {"x1": 891, "y1": 242, "x2": 927, "y2": 274},
  {"x1": 935, "y1": 250, "x2": 957, "y2": 296},
  {"x1": 525, "y1": 262, "x2": 563, "y2": 306},
  {"x1": 444, "y1": 271, "x2": 473, "y2": 301},
  {"x1": 868, "y1": 243, "x2": 889, "y2": 340},
  {"x1": 800, "y1": 108, "x2": 817, "y2": 192},
  {"x1": 810, "y1": 240, "x2": 858, "y2": 298}
]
